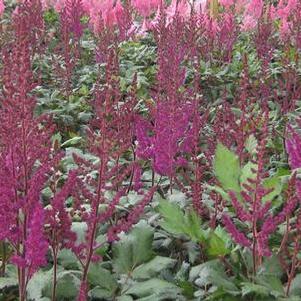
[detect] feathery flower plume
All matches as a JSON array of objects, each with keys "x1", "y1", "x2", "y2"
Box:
[{"x1": 0, "y1": 1, "x2": 58, "y2": 299}]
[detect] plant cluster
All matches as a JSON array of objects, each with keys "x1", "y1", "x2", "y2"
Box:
[{"x1": 1, "y1": 0, "x2": 301, "y2": 300}]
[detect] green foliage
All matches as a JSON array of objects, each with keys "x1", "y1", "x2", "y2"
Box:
[
  {"x1": 132, "y1": 256, "x2": 176, "y2": 280},
  {"x1": 124, "y1": 278, "x2": 183, "y2": 300},
  {"x1": 213, "y1": 143, "x2": 241, "y2": 193},
  {"x1": 87, "y1": 224, "x2": 184, "y2": 300},
  {"x1": 2, "y1": 2, "x2": 301, "y2": 300},
  {"x1": 43, "y1": 270, "x2": 81, "y2": 300},
  {"x1": 158, "y1": 200, "x2": 205, "y2": 242},
  {"x1": 113, "y1": 224, "x2": 154, "y2": 274},
  {"x1": 158, "y1": 201, "x2": 231, "y2": 259},
  {"x1": 207, "y1": 227, "x2": 230, "y2": 258}
]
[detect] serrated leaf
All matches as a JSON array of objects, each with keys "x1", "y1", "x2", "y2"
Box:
[
  {"x1": 113, "y1": 236, "x2": 133, "y2": 274},
  {"x1": 27, "y1": 269, "x2": 54, "y2": 301},
  {"x1": 189, "y1": 259, "x2": 224, "y2": 282},
  {"x1": 213, "y1": 143, "x2": 241, "y2": 193},
  {"x1": 61, "y1": 136, "x2": 82, "y2": 147},
  {"x1": 113, "y1": 225, "x2": 154, "y2": 274},
  {"x1": 257, "y1": 255, "x2": 284, "y2": 278},
  {"x1": 191, "y1": 259, "x2": 238, "y2": 294},
  {"x1": 288, "y1": 274, "x2": 301, "y2": 296},
  {"x1": 207, "y1": 230, "x2": 230, "y2": 258},
  {"x1": 158, "y1": 200, "x2": 205, "y2": 243},
  {"x1": 0, "y1": 277, "x2": 18, "y2": 290},
  {"x1": 158, "y1": 200, "x2": 186, "y2": 235},
  {"x1": 88, "y1": 263, "x2": 118, "y2": 292},
  {"x1": 43, "y1": 270, "x2": 81, "y2": 300},
  {"x1": 132, "y1": 256, "x2": 176, "y2": 279},
  {"x1": 71, "y1": 222, "x2": 87, "y2": 245},
  {"x1": 183, "y1": 210, "x2": 206, "y2": 243},
  {"x1": 240, "y1": 162, "x2": 257, "y2": 188},
  {"x1": 125, "y1": 279, "x2": 180, "y2": 298},
  {"x1": 88, "y1": 287, "x2": 113, "y2": 300},
  {"x1": 241, "y1": 282, "x2": 270, "y2": 297},
  {"x1": 245, "y1": 134, "x2": 257, "y2": 154},
  {"x1": 57, "y1": 248, "x2": 79, "y2": 269},
  {"x1": 131, "y1": 225, "x2": 154, "y2": 267},
  {"x1": 117, "y1": 296, "x2": 134, "y2": 301},
  {"x1": 262, "y1": 174, "x2": 282, "y2": 202},
  {"x1": 206, "y1": 184, "x2": 230, "y2": 201}
]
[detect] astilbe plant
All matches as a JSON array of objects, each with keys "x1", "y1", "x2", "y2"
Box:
[
  {"x1": 44, "y1": 169, "x2": 78, "y2": 301},
  {"x1": 172, "y1": 14, "x2": 209, "y2": 217},
  {"x1": 200, "y1": 57, "x2": 261, "y2": 225},
  {"x1": 282, "y1": 124, "x2": 301, "y2": 296},
  {"x1": 53, "y1": 0, "x2": 84, "y2": 96},
  {"x1": 186, "y1": 99, "x2": 210, "y2": 218},
  {"x1": 253, "y1": 10, "x2": 301, "y2": 115},
  {"x1": 286, "y1": 123, "x2": 301, "y2": 198},
  {"x1": 135, "y1": 12, "x2": 193, "y2": 190},
  {"x1": 222, "y1": 110, "x2": 298, "y2": 274},
  {"x1": 0, "y1": 1, "x2": 60, "y2": 300},
  {"x1": 69, "y1": 27, "x2": 156, "y2": 301},
  {"x1": 275, "y1": 173, "x2": 301, "y2": 297},
  {"x1": 215, "y1": 11, "x2": 238, "y2": 62},
  {"x1": 211, "y1": 54, "x2": 260, "y2": 164}
]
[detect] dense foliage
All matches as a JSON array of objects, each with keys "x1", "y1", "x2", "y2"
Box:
[{"x1": 1, "y1": 0, "x2": 301, "y2": 300}]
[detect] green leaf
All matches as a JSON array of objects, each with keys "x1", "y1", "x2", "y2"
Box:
[
  {"x1": 0, "y1": 277, "x2": 18, "y2": 290},
  {"x1": 262, "y1": 174, "x2": 282, "y2": 202},
  {"x1": 61, "y1": 136, "x2": 82, "y2": 147},
  {"x1": 125, "y1": 279, "x2": 180, "y2": 298},
  {"x1": 113, "y1": 236, "x2": 133, "y2": 274},
  {"x1": 131, "y1": 225, "x2": 154, "y2": 267},
  {"x1": 117, "y1": 296, "x2": 134, "y2": 301},
  {"x1": 88, "y1": 287, "x2": 114, "y2": 300},
  {"x1": 113, "y1": 224, "x2": 154, "y2": 274},
  {"x1": 158, "y1": 200, "x2": 186, "y2": 235},
  {"x1": 245, "y1": 134, "x2": 257, "y2": 154},
  {"x1": 132, "y1": 256, "x2": 176, "y2": 279},
  {"x1": 191, "y1": 259, "x2": 239, "y2": 295},
  {"x1": 189, "y1": 259, "x2": 224, "y2": 282},
  {"x1": 207, "y1": 228, "x2": 230, "y2": 258},
  {"x1": 177, "y1": 280, "x2": 195, "y2": 299},
  {"x1": 27, "y1": 269, "x2": 54, "y2": 301},
  {"x1": 135, "y1": 291, "x2": 185, "y2": 301},
  {"x1": 240, "y1": 162, "x2": 257, "y2": 188},
  {"x1": 213, "y1": 143, "x2": 241, "y2": 193},
  {"x1": 257, "y1": 275, "x2": 284, "y2": 298},
  {"x1": 255, "y1": 256, "x2": 284, "y2": 298},
  {"x1": 88, "y1": 263, "x2": 118, "y2": 292},
  {"x1": 57, "y1": 248, "x2": 79, "y2": 269},
  {"x1": 241, "y1": 282, "x2": 270, "y2": 297},
  {"x1": 158, "y1": 201, "x2": 205, "y2": 243},
  {"x1": 183, "y1": 210, "x2": 206, "y2": 243},
  {"x1": 257, "y1": 255, "x2": 284, "y2": 278},
  {"x1": 71, "y1": 222, "x2": 87, "y2": 245},
  {"x1": 206, "y1": 184, "x2": 230, "y2": 201},
  {"x1": 288, "y1": 274, "x2": 301, "y2": 296},
  {"x1": 43, "y1": 270, "x2": 81, "y2": 300}
]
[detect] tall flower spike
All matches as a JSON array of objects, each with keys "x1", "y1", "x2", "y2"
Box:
[
  {"x1": 0, "y1": 0, "x2": 4, "y2": 15},
  {"x1": 0, "y1": 1, "x2": 58, "y2": 299},
  {"x1": 221, "y1": 109, "x2": 295, "y2": 271},
  {"x1": 72, "y1": 27, "x2": 148, "y2": 300},
  {"x1": 286, "y1": 124, "x2": 301, "y2": 198},
  {"x1": 286, "y1": 125, "x2": 301, "y2": 170}
]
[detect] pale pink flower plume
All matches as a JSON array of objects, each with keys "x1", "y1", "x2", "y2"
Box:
[
  {"x1": 241, "y1": 0, "x2": 263, "y2": 30},
  {"x1": 219, "y1": 0, "x2": 234, "y2": 8},
  {"x1": 0, "y1": 0, "x2": 4, "y2": 15},
  {"x1": 132, "y1": 0, "x2": 161, "y2": 18}
]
